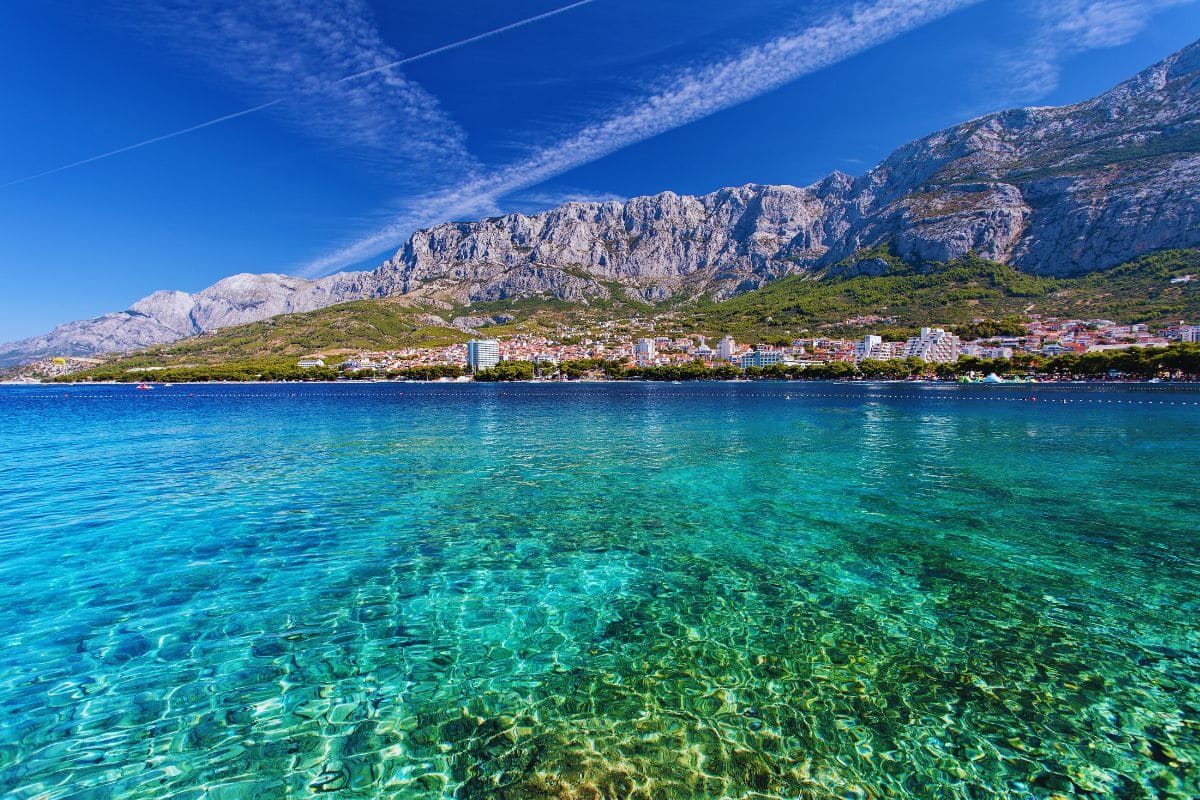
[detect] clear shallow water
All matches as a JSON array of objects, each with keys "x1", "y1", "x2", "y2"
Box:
[{"x1": 0, "y1": 382, "x2": 1198, "y2": 800}]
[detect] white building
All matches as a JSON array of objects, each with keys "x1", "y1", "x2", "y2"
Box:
[
  {"x1": 339, "y1": 358, "x2": 376, "y2": 371},
  {"x1": 854, "y1": 336, "x2": 905, "y2": 362},
  {"x1": 961, "y1": 344, "x2": 1014, "y2": 360},
  {"x1": 467, "y1": 339, "x2": 500, "y2": 372},
  {"x1": 904, "y1": 327, "x2": 960, "y2": 363},
  {"x1": 297, "y1": 358, "x2": 325, "y2": 368},
  {"x1": 635, "y1": 338, "x2": 657, "y2": 366},
  {"x1": 1181, "y1": 325, "x2": 1200, "y2": 343},
  {"x1": 739, "y1": 350, "x2": 785, "y2": 369},
  {"x1": 716, "y1": 336, "x2": 737, "y2": 360},
  {"x1": 854, "y1": 335, "x2": 882, "y2": 362}
]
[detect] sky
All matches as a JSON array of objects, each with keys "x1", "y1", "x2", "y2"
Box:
[{"x1": 2, "y1": 0, "x2": 1199, "y2": 342}]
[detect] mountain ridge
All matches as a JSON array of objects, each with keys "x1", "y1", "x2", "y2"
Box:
[
  {"x1": 28, "y1": 247, "x2": 1200, "y2": 379},
  {"x1": 3, "y1": 38, "x2": 1199, "y2": 367}
]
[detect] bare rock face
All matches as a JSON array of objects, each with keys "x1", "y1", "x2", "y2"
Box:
[
  {"x1": 839, "y1": 44, "x2": 1200, "y2": 275},
  {"x1": 4, "y1": 39, "x2": 1199, "y2": 366},
  {"x1": 129, "y1": 290, "x2": 196, "y2": 337},
  {"x1": 0, "y1": 272, "x2": 371, "y2": 366},
  {"x1": 450, "y1": 313, "x2": 516, "y2": 332},
  {"x1": 371, "y1": 183, "x2": 843, "y2": 303},
  {"x1": 370, "y1": 39, "x2": 1200, "y2": 292},
  {"x1": 0, "y1": 312, "x2": 189, "y2": 366}
]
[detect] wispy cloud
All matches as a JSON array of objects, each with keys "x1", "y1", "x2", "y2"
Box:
[
  {"x1": 998, "y1": 0, "x2": 1196, "y2": 102},
  {"x1": 299, "y1": 0, "x2": 982, "y2": 276},
  {"x1": 127, "y1": 0, "x2": 479, "y2": 186},
  {"x1": 4, "y1": 1, "x2": 601, "y2": 189}
]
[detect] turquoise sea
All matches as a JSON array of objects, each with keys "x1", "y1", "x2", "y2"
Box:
[{"x1": 1, "y1": 382, "x2": 1198, "y2": 800}]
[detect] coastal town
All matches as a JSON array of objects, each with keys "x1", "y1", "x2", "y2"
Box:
[
  {"x1": 310, "y1": 315, "x2": 1200, "y2": 375},
  {"x1": 11, "y1": 314, "x2": 1200, "y2": 383}
]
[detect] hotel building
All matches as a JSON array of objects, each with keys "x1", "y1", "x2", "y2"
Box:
[{"x1": 466, "y1": 339, "x2": 501, "y2": 372}]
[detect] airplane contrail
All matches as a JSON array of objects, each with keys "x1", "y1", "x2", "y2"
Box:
[
  {"x1": 335, "y1": 0, "x2": 597, "y2": 85},
  {"x1": 1, "y1": 100, "x2": 284, "y2": 188},
  {"x1": 1, "y1": 0, "x2": 598, "y2": 189}
]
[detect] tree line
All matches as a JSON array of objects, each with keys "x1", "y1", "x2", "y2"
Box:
[
  {"x1": 50, "y1": 344, "x2": 1200, "y2": 383},
  {"x1": 474, "y1": 344, "x2": 1200, "y2": 381}
]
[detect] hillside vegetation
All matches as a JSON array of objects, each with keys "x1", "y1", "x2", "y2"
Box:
[
  {"x1": 65, "y1": 248, "x2": 1200, "y2": 376},
  {"x1": 679, "y1": 247, "x2": 1200, "y2": 340},
  {"x1": 106, "y1": 298, "x2": 469, "y2": 368}
]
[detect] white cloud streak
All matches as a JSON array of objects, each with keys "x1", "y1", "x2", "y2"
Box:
[
  {"x1": 299, "y1": 0, "x2": 982, "y2": 276},
  {"x1": 82, "y1": 1, "x2": 478, "y2": 186},
  {"x1": 1000, "y1": 0, "x2": 1197, "y2": 101},
  {"x1": 154, "y1": 0, "x2": 478, "y2": 183},
  {"x1": 4, "y1": 1, "x2": 598, "y2": 189}
]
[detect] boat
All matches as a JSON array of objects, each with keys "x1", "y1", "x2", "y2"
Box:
[{"x1": 137, "y1": 382, "x2": 152, "y2": 390}]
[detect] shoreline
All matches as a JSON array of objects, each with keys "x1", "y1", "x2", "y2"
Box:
[{"x1": 7, "y1": 378, "x2": 1200, "y2": 387}]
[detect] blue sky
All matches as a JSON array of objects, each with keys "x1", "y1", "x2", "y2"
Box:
[{"x1": 2, "y1": 0, "x2": 1199, "y2": 341}]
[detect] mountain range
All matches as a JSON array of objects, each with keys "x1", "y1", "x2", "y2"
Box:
[{"x1": 3, "y1": 39, "x2": 1199, "y2": 368}]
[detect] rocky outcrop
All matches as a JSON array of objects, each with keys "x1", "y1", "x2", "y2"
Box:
[
  {"x1": 449, "y1": 313, "x2": 516, "y2": 332},
  {"x1": 370, "y1": 182, "x2": 843, "y2": 304},
  {"x1": 835, "y1": 43, "x2": 1200, "y2": 274},
  {"x1": 368, "y1": 39, "x2": 1200, "y2": 297},
  {"x1": 0, "y1": 272, "x2": 372, "y2": 366},
  {"x1": 4, "y1": 39, "x2": 1199, "y2": 366}
]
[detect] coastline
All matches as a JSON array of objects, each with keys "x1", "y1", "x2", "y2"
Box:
[{"x1": 7, "y1": 377, "x2": 1199, "y2": 387}]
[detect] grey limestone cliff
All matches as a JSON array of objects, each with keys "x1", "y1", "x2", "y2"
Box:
[
  {"x1": 0, "y1": 272, "x2": 371, "y2": 366},
  {"x1": 369, "y1": 39, "x2": 1200, "y2": 303}
]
